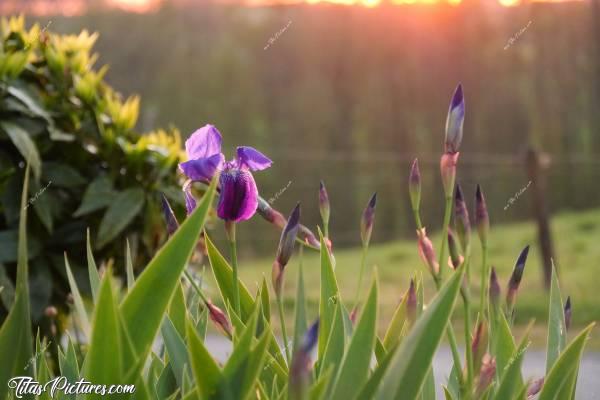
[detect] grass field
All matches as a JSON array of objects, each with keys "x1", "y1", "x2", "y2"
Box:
[{"x1": 204, "y1": 207, "x2": 600, "y2": 348}]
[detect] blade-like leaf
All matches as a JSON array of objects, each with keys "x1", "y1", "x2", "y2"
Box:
[
  {"x1": 330, "y1": 276, "x2": 378, "y2": 400},
  {"x1": 186, "y1": 318, "x2": 227, "y2": 400},
  {"x1": 64, "y1": 254, "x2": 91, "y2": 334},
  {"x1": 546, "y1": 263, "x2": 566, "y2": 373},
  {"x1": 126, "y1": 239, "x2": 135, "y2": 289},
  {"x1": 374, "y1": 267, "x2": 464, "y2": 400},
  {"x1": 84, "y1": 272, "x2": 122, "y2": 396},
  {"x1": 86, "y1": 229, "x2": 100, "y2": 303},
  {"x1": 493, "y1": 327, "x2": 531, "y2": 400},
  {"x1": 161, "y1": 316, "x2": 189, "y2": 389},
  {"x1": 318, "y1": 230, "x2": 340, "y2": 362},
  {"x1": 538, "y1": 324, "x2": 595, "y2": 400},
  {"x1": 293, "y1": 262, "x2": 307, "y2": 355},
  {"x1": 120, "y1": 178, "x2": 215, "y2": 362}
]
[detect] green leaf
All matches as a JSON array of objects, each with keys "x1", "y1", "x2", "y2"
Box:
[
  {"x1": 86, "y1": 229, "x2": 100, "y2": 303},
  {"x1": 83, "y1": 272, "x2": 122, "y2": 397},
  {"x1": 383, "y1": 289, "x2": 408, "y2": 350},
  {"x1": 293, "y1": 262, "x2": 308, "y2": 355},
  {"x1": 546, "y1": 263, "x2": 566, "y2": 373},
  {"x1": 493, "y1": 328, "x2": 531, "y2": 400},
  {"x1": 6, "y1": 86, "x2": 51, "y2": 121},
  {"x1": 161, "y1": 316, "x2": 190, "y2": 389},
  {"x1": 206, "y1": 234, "x2": 256, "y2": 321},
  {"x1": 0, "y1": 166, "x2": 33, "y2": 399},
  {"x1": 538, "y1": 323, "x2": 595, "y2": 400},
  {"x1": 330, "y1": 275, "x2": 378, "y2": 400},
  {"x1": 73, "y1": 176, "x2": 116, "y2": 217},
  {"x1": 96, "y1": 188, "x2": 145, "y2": 249},
  {"x1": 119, "y1": 178, "x2": 215, "y2": 362},
  {"x1": 0, "y1": 121, "x2": 41, "y2": 179},
  {"x1": 168, "y1": 282, "x2": 187, "y2": 339},
  {"x1": 319, "y1": 301, "x2": 346, "y2": 379},
  {"x1": 318, "y1": 230, "x2": 340, "y2": 362},
  {"x1": 374, "y1": 266, "x2": 465, "y2": 400},
  {"x1": 43, "y1": 162, "x2": 86, "y2": 187},
  {"x1": 64, "y1": 254, "x2": 91, "y2": 334},
  {"x1": 186, "y1": 318, "x2": 227, "y2": 400},
  {"x1": 126, "y1": 239, "x2": 135, "y2": 289}
]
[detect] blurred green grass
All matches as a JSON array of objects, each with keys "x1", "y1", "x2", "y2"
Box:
[{"x1": 211, "y1": 208, "x2": 600, "y2": 348}]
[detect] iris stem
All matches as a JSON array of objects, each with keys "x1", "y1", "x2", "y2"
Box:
[
  {"x1": 438, "y1": 195, "x2": 453, "y2": 282},
  {"x1": 277, "y1": 293, "x2": 292, "y2": 364},
  {"x1": 353, "y1": 244, "x2": 368, "y2": 310},
  {"x1": 479, "y1": 244, "x2": 488, "y2": 317},
  {"x1": 225, "y1": 221, "x2": 241, "y2": 318},
  {"x1": 462, "y1": 252, "x2": 474, "y2": 394},
  {"x1": 413, "y1": 208, "x2": 423, "y2": 230}
]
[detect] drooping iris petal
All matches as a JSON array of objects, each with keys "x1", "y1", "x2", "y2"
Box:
[
  {"x1": 179, "y1": 153, "x2": 224, "y2": 181},
  {"x1": 185, "y1": 124, "x2": 223, "y2": 159},
  {"x1": 184, "y1": 188, "x2": 197, "y2": 215},
  {"x1": 236, "y1": 146, "x2": 273, "y2": 171},
  {"x1": 217, "y1": 168, "x2": 258, "y2": 222}
]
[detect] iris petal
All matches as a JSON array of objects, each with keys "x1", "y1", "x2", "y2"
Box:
[
  {"x1": 217, "y1": 168, "x2": 258, "y2": 222},
  {"x1": 179, "y1": 153, "x2": 224, "y2": 181},
  {"x1": 185, "y1": 124, "x2": 223, "y2": 159},
  {"x1": 236, "y1": 146, "x2": 272, "y2": 171}
]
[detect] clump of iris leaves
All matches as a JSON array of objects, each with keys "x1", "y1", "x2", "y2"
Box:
[{"x1": 0, "y1": 85, "x2": 593, "y2": 400}]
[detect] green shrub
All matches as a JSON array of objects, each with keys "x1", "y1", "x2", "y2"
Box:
[{"x1": 0, "y1": 16, "x2": 184, "y2": 323}]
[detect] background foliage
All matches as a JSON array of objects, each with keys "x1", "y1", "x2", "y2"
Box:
[{"x1": 0, "y1": 16, "x2": 184, "y2": 324}]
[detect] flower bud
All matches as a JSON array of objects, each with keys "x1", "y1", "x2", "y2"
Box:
[
  {"x1": 506, "y1": 245, "x2": 530, "y2": 311},
  {"x1": 440, "y1": 152, "x2": 459, "y2": 198},
  {"x1": 475, "y1": 184, "x2": 489, "y2": 246},
  {"x1": 489, "y1": 266, "x2": 500, "y2": 308},
  {"x1": 206, "y1": 300, "x2": 232, "y2": 338},
  {"x1": 319, "y1": 180, "x2": 330, "y2": 228},
  {"x1": 527, "y1": 378, "x2": 544, "y2": 398},
  {"x1": 454, "y1": 184, "x2": 471, "y2": 251},
  {"x1": 417, "y1": 228, "x2": 439, "y2": 277},
  {"x1": 44, "y1": 306, "x2": 58, "y2": 318},
  {"x1": 445, "y1": 83, "x2": 465, "y2": 154},
  {"x1": 290, "y1": 319, "x2": 319, "y2": 397},
  {"x1": 471, "y1": 321, "x2": 488, "y2": 375},
  {"x1": 447, "y1": 229, "x2": 464, "y2": 270},
  {"x1": 564, "y1": 296, "x2": 572, "y2": 331},
  {"x1": 475, "y1": 354, "x2": 495, "y2": 398},
  {"x1": 276, "y1": 203, "x2": 301, "y2": 268},
  {"x1": 161, "y1": 193, "x2": 179, "y2": 236},
  {"x1": 360, "y1": 193, "x2": 377, "y2": 246},
  {"x1": 409, "y1": 158, "x2": 421, "y2": 212}
]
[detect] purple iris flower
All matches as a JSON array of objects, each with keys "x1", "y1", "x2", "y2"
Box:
[{"x1": 179, "y1": 124, "x2": 272, "y2": 222}]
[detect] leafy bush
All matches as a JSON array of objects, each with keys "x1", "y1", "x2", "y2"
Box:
[
  {"x1": 0, "y1": 16, "x2": 185, "y2": 323},
  {"x1": 0, "y1": 85, "x2": 594, "y2": 400}
]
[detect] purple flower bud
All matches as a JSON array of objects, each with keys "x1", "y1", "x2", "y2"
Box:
[
  {"x1": 161, "y1": 193, "x2": 179, "y2": 236},
  {"x1": 475, "y1": 184, "x2": 490, "y2": 246},
  {"x1": 454, "y1": 184, "x2": 471, "y2": 251},
  {"x1": 290, "y1": 319, "x2": 320, "y2": 396},
  {"x1": 319, "y1": 180, "x2": 330, "y2": 227},
  {"x1": 276, "y1": 203, "x2": 301, "y2": 268},
  {"x1": 527, "y1": 378, "x2": 544, "y2": 398},
  {"x1": 475, "y1": 354, "x2": 496, "y2": 397},
  {"x1": 471, "y1": 321, "x2": 488, "y2": 375},
  {"x1": 564, "y1": 296, "x2": 572, "y2": 331},
  {"x1": 489, "y1": 266, "x2": 500, "y2": 307},
  {"x1": 447, "y1": 228, "x2": 464, "y2": 270},
  {"x1": 445, "y1": 83, "x2": 465, "y2": 154},
  {"x1": 506, "y1": 245, "x2": 530, "y2": 311},
  {"x1": 417, "y1": 228, "x2": 439, "y2": 277},
  {"x1": 272, "y1": 260, "x2": 284, "y2": 298},
  {"x1": 409, "y1": 159, "x2": 421, "y2": 212},
  {"x1": 407, "y1": 279, "x2": 417, "y2": 324},
  {"x1": 360, "y1": 193, "x2": 377, "y2": 246},
  {"x1": 206, "y1": 300, "x2": 232, "y2": 338},
  {"x1": 440, "y1": 152, "x2": 459, "y2": 198}
]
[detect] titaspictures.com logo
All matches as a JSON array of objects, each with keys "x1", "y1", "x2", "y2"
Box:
[{"x1": 8, "y1": 376, "x2": 135, "y2": 398}]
